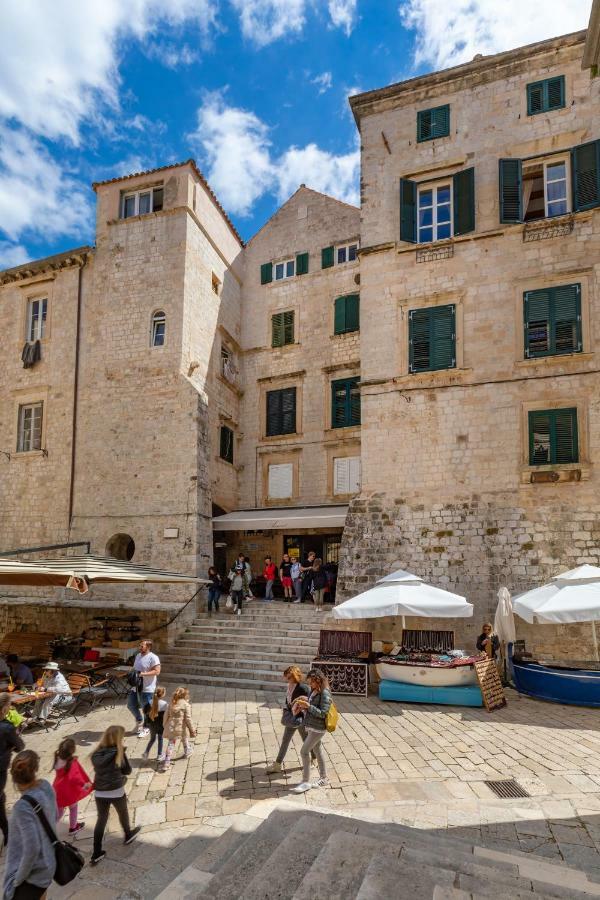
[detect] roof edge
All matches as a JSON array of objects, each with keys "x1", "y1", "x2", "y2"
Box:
[{"x1": 0, "y1": 246, "x2": 93, "y2": 284}]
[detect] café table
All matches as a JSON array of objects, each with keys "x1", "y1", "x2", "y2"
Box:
[{"x1": 100, "y1": 666, "x2": 131, "y2": 698}]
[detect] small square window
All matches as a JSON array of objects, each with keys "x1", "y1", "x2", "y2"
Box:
[
  {"x1": 121, "y1": 185, "x2": 164, "y2": 219},
  {"x1": 335, "y1": 242, "x2": 359, "y2": 265},
  {"x1": 337, "y1": 247, "x2": 347, "y2": 264},
  {"x1": 17, "y1": 402, "x2": 43, "y2": 453},
  {"x1": 286, "y1": 260, "x2": 295, "y2": 278}
]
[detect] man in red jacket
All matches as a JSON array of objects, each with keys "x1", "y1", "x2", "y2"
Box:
[{"x1": 263, "y1": 556, "x2": 277, "y2": 603}]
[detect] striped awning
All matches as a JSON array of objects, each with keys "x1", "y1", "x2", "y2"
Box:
[
  {"x1": 0, "y1": 555, "x2": 205, "y2": 592},
  {"x1": 212, "y1": 505, "x2": 348, "y2": 532}
]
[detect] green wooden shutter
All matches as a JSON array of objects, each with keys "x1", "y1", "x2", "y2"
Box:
[
  {"x1": 529, "y1": 408, "x2": 578, "y2": 465},
  {"x1": 417, "y1": 105, "x2": 449, "y2": 142},
  {"x1": 499, "y1": 159, "x2": 523, "y2": 223},
  {"x1": 266, "y1": 390, "x2": 281, "y2": 436},
  {"x1": 346, "y1": 294, "x2": 359, "y2": 332},
  {"x1": 331, "y1": 378, "x2": 360, "y2": 428},
  {"x1": 524, "y1": 284, "x2": 581, "y2": 358},
  {"x1": 321, "y1": 246, "x2": 334, "y2": 268},
  {"x1": 409, "y1": 306, "x2": 455, "y2": 373},
  {"x1": 527, "y1": 81, "x2": 545, "y2": 115},
  {"x1": 400, "y1": 178, "x2": 417, "y2": 243},
  {"x1": 524, "y1": 288, "x2": 551, "y2": 358},
  {"x1": 547, "y1": 76, "x2": 565, "y2": 110},
  {"x1": 571, "y1": 140, "x2": 600, "y2": 211},
  {"x1": 296, "y1": 252, "x2": 309, "y2": 275},
  {"x1": 219, "y1": 426, "x2": 234, "y2": 463},
  {"x1": 453, "y1": 167, "x2": 475, "y2": 236},
  {"x1": 334, "y1": 295, "x2": 359, "y2": 334},
  {"x1": 283, "y1": 310, "x2": 294, "y2": 345},
  {"x1": 272, "y1": 313, "x2": 284, "y2": 347},
  {"x1": 349, "y1": 379, "x2": 361, "y2": 425},
  {"x1": 281, "y1": 387, "x2": 296, "y2": 433},
  {"x1": 334, "y1": 297, "x2": 346, "y2": 335},
  {"x1": 261, "y1": 262, "x2": 273, "y2": 285}
]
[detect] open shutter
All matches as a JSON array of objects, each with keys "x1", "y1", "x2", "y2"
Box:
[
  {"x1": 572, "y1": 140, "x2": 600, "y2": 211},
  {"x1": 499, "y1": 159, "x2": 522, "y2": 223},
  {"x1": 283, "y1": 310, "x2": 294, "y2": 345},
  {"x1": 453, "y1": 167, "x2": 475, "y2": 236},
  {"x1": 334, "y1": 297, "x2": 346, "y2": 335},
  {"x1": 409, "y1": 308, "x2": 431, "y2": 372},
  {"x1": 271, "y1": 313, "x2": 284, "y2": 347},
  {"x1": 296, "y1": 252, "x2": 309, "y2": 275},
  {"x1": 524, "y1": 288, "x2": 550, "y2": 358},
  {"x1": 346, "y1": 294, "x2": 360, "y2": 332},
  {"x1": 281, "y1": 387, "x2": 296, "y2": 434},
  {"x1": 321, "y1": 246, "x2": 334, "y2": 268},
  {"x1": 553, "y1": 284, "x2": 581, "y2": 354},
  {"x1": 400, "y1": 178, "x2": 417, "y2": 243},
  {"x1": 261, "y1": 262, "x2": 273, "y2": 285},
  {"x1": 554, "y1": 408, "x2": 578, "y2": 464}
]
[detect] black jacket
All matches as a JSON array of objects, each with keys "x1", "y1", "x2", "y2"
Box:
[
  {"x1": 311, "y1": 570, "x2": 328, "y2": 590},
  {"x1": 285, "y1": 681, "x2": 310, "y2": 712},
  {"x1": 0, "y1": 720, "x2": 24, "y2": 773},
  {"x1": 91, "y1": 747, "x2": 132, "y2": 792},
  {"x1": 476, "y1": 633, "x2": 500, "y2": 658}
]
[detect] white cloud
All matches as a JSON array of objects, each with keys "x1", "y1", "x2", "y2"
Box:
[
  {"x1": 312, "y1": 71, "x2": 333, "y2": 94},
  {"x1": 0, "y1": 241, "x2": 29, "y2": 270},
  {"x1": 190, "y1": 93, "x2": 359, "y2": 216},
  {"x1": 0, "y1": 131, "x2": 91, "y2": 243},
  {"x1": 328, "y1": 0, "x2": 358, "y2": 36},
  {"x1": 229, "y1": 0, "x2": 307, "y2": 46},
  {"x1": 400, "y1": 0, "x2": 591, "y2": 70},
  {"x1": 145, "y1": 42, "x2": 200, "y2": 68}
]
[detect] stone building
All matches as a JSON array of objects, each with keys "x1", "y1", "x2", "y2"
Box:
[
  {"x1": 1, "y1": 27, "x2": 599, "y2": 658},
  {"x1": 343, "y1": 28, "x2": 600, "y2": 652}
]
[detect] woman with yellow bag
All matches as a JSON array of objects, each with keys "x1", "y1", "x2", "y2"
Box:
[{"x1": 291, "y1": 668, "x2": 337, "y2": 794}]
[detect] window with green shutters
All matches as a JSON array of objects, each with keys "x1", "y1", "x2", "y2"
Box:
[
  {"x1": 401, "y1": 169, "x2": 474, "y2": 242},
  {"x1": 321, "y1": 246, "x2": 334, "y2": 268},
  {"x1": 524, "y1": 284, "x2": 581, "y2": 359},
  {"x1": 529, "y1": 408, "x2": 578, "y2": 466},
  {"x1": 272, "y1": 310, "x2": 295, "y2": 347},
  {"x1": 296, "y1": 252, "x2": 309, "y2": 275},
  {"x1": 334, "y1": 294, "x2": 359, "y2": 335},
  {"x1": 260, "y1": 262, "x2": 273, "y2": 285},
  {"x1": 526, "y1": 76, "x2": 565, "y2": 115},
  {"x1": 417, "y1": 104, "x2": 450, "y2": 142},
  {"x1": 266, "y1": 387, "x2": 296, "y2": 436},
  {"x1": 409, "y1": 305, "x2": 456, "y2": 373},
  {"x1": 219, "y1": 425, "x2": 234, "y2": 464},
  {"x1": 331, "y1": 377, "x2": 360, "y2": 428}
]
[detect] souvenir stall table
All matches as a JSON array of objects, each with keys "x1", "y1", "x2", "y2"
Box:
[
  {"x1": 333, "y1": 567, "x2": 483, "y2": 707},
  {"x1": 312, "y1": 629, "x2": 371, "y2": 696}
]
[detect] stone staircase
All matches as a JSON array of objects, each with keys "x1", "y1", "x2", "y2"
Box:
[
  {"x1": 160, "y1": 602, "x2": 322, "y2": 690},
  {"x1": 147, "y1": 800, "x2": 600, "y2": 900}
]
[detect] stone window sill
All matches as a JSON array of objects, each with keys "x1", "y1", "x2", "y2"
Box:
[
  {"x1": 520, "y1": 462, "x2": 590, "y2": 485},
  {"x1": 514, "y1": 353, "x2": 593, "y2": 370}
]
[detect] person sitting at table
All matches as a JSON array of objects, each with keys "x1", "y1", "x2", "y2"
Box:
[
  {"x1": 31, "y1": 662, "x2": 72, "y2": 725},
  {"x1": 476, "y1": 623, "x2": 500, "y2": 659},
  {"x1": 6, "y1": 656, "x2": 34, "y2": 687}
]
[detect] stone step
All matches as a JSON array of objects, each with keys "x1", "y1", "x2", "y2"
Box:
[
  {"x1": 160, "y1": 655, "x2": 314, "y2": 672},
  {"x1": 174, "y1": 636, "x2": 319, "y2": 653},
  {"x1": 193, "y1": 607, "x2": 324, "y2": 621},
  {"x1": 160, "y1": 662, "x2": 285, "y2": 682},
  {"x1": 291, "y1": 830, "x2": 396, "y2": 900},
  {"x1": 159, "y1": 672, "x2": 285, "y2": 690},
  {"x1": 162, "y1": 647, "x2": 315, "y2": 664},
  {"x1": 181, "y1": 625, "x2": 321, "y2": 639}
]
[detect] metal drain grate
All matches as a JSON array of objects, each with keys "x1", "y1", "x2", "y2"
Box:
[{"x1": 485, "y1": 779, "x2": 530, "y2": 799}]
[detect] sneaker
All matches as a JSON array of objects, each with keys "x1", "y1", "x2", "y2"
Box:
[
  {"x1": 312, "y1": 777, "x2": 329, "y2": 788},
  {"x1": 124, "y1": 826, "x2": 142, "y2": 845},
  {"x1": 237, "y1": 609, "x2": 241, "y2": 616},
  {"x1": 157, "y1": 755, "x2": 165, "y2": 763},
  {"x1": 91, "y1": 851, "x2": 106, "y2": 865},
  {"x1": 292, "y1": 599, "x2": 301, "y2": 604},
  {"x1": 158, "y1": 764, "x2": 169, "y2": 773},
  {"x1": 137, "y1": 728, "x2": 149, "y2": 738},
  {"x1": 184, "y1": 747, "x2": 194, "y2": 759},
  {"x1": 69, "y1": 822, "x2": 85, "y2": 835},
  {"x1": 266, "y1": 761, "x2": 282, "y2": 774},
  {"x1": 291, "y1": 781, "x2": 312, "y2": 794}
]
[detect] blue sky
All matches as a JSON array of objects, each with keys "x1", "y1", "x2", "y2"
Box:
[{"x1": 0, "y1": 0, "x2": 591, "y2": 266}]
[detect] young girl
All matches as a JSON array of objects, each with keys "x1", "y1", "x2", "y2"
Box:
[
  {"x1": 90, "y1": 725, "x2": 140, "y2": 865},
  {"x1": 142, "y1": 686, "x2": 167, "y2": 762},
  {"x1": 310, "y1": 558, "x2": 328, "y2": 611},
  {"x1": 207, "y1": 567, "x2": 221, "y2": 614},
  {"x1": 159, "y1": 687, "x2": 196, "y2": 772},
  {"x1": 52, "y1": 737, "x2": 93, "y2": 835}
]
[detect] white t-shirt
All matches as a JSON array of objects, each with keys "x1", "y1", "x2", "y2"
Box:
[{"x1": 134, "y1": 651, "x2": 160, "y2": 693}]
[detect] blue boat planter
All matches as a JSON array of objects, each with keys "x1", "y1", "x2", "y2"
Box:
[
  {"x1": 379, "y1": 679, "x2": 483, "y2": 707},
  {"x1": 508, "y1": 642, "x2": 600, "y2": 708}
]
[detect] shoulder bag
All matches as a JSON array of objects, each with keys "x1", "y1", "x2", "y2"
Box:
[
  {"x1": 325, "y1": 700, "x2": 339, "y2": 733},
  {"x1": 22, "y1": 795, "x2": 85, "y2": 885}
]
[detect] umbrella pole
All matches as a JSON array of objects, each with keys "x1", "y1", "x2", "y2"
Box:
[{"x1": 592, "y1": 620, "x2": 599, "y2": 663}]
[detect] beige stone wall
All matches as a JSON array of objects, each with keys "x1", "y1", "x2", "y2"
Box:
[
  {"x1": 336, "y1": 32, "x2": 600, "y2": 633},
  {"x1": 238, "y1": 187, "x2": 361, "y2": 511}
]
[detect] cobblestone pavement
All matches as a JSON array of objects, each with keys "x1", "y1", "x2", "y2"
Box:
[{"x1": 2, "y1": 686, "x2": 600, "y2": 896}]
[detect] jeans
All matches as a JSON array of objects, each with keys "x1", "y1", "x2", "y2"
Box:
[
  {"x1": 145, "y1": 733, "x2": 164, "y2": 757},
  {"x1": 93, "y1": 794, "x2": 132, "y2": 855},
  {"x1": 265, "y1": 580, "x2": 274, "y2": 602},
  {"x1": 208, "y1": 587, "x2": 220, "y2": 612},
  {"x1": 276, "y1": 724, "x2": 307, "y2": 764},
  {"x1": 127, "y1": 689, "x2": 154, "y2": 726},
  {"x1": 293, "y1": 578, "x2": 303, "y2": 601},
  {"x1": 231, "y1": 589, "x2": 243, "y2": 611},
  {"x1": 57, "y1": 803, "x2": 79, "y2": 830},
  {"x1": 301, "y1": 730, "x2": 326, "y2": 782}
]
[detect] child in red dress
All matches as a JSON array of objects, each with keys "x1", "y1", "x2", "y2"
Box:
[{"x1": 52, "y1": 737, "x2": 93, "y2": 834}]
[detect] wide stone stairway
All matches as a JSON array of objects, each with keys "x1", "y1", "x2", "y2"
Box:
[
  {"x1": 160, "y1": 602, "x2": 322, "y2": 690},
  {"x1": 148, "y1": 800, "x2": 600, "y2": 900}
]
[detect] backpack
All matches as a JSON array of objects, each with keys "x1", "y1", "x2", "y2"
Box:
[{"x1": 325, "y1": 701, "x2": 339, "y2": 733}]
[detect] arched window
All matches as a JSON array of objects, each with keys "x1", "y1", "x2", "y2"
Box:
[
  {"x1": 151, "y1": 310, "x2": 166, "y2": 347},
  {"x1": 106, "y1": 533, "x2": 135, "y2": 561}
]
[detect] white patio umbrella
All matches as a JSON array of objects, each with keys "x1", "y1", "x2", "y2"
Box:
[
  {"x1": 494, "y1": 586, "x2": 516, "y2": 645},
  {"x1": 512, "y1": 564, "x2": 600, "y2": 660},
  {"x1": 332, "y1": 567, "x2": 473, "y2": 621}
]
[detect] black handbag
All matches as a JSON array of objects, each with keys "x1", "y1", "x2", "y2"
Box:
[
  {"x1": 22, "y1": 795, "x2": 85, "y2": 885},
  {"x1": 281, "y1": 708, "x2": 303, "y2": 727}
]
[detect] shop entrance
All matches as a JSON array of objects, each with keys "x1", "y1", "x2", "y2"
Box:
[{"x1": 283, "y1": 534, "x2": 342, "y2": 563}]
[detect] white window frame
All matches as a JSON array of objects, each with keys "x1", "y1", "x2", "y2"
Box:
[
  {"x1": 26, "y1": 298, "x2": 47, "y2": 342},
  {"x1": 274, "y1": 258, "x2": 295, "y2": 281},
  {"x1": 17, "y1": 402, "x2": 43, "y2": 453},
  {"x1": 333, "y1": 456, "x2": 361, "y2": 495},
  {"x1": 151, "y1": 310, "x2": 166, "y2": 347},
  {"x1": 268, "y1": 463, "x2": 293, "y2": 499},
  {"x1": 418, "y1": 180, "x2": 453, "y2": 244},
  {"x1": 121, "y1": 185, "x2": 164, "y2": 219},
  {"x1": 543, "y1": 156, "x2": 570, "y2": 219},
  {"x1": 336, "y1": 242, "x2": 359, "y2": 265}
]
